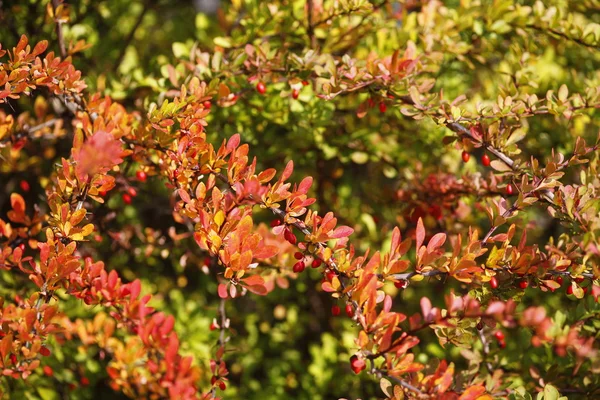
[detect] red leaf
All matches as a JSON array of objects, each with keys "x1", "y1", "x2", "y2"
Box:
[
  {"x1": 32, "y1": 40, "x2": 48, "y2": 56},
  {"x1": 427, "y1": 233, "x2": 446, "y2": 253},
  {"x1": 391, "y1": 227, "x2": 401, "y2": 254},
  {"x1": 246, "y1": 285, "x2": 268, "y2": 295},
  {"x1": 253, "y1": 245, "x2": 278, "y2": 259},
  {"x1": 458, "y1": 385, "x2": 486, "y2": 400},
  {"x1": 416, "y1": 218, "x2": 425, "y2": 250},
  {"x1": 241, "y1": 275, "x2": 264, "y2": 286}
]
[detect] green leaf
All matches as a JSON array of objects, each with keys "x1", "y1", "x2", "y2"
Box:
[
  {"x1": 543, "y1": 383, "x2": 560, "y2": 400},
  {"x1": 172, "y1": 42, "x2": 188, "y2": 58},
  {"x1": 213, "y1": 36, "x2": 232, "y2": 48},
  {"x1": 37, "y1": 387, "x2": 60, "y2": 400}
]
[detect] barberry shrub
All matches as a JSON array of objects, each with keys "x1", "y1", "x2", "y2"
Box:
[{"x1": 1, "y1": 0, "x2": 600, "y2": 399}]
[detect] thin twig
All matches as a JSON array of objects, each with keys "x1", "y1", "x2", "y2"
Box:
[{"x1": 51, "y1": 0, "x2": 67, "y2": 58}]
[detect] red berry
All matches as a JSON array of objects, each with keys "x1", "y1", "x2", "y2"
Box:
[
  {"x1": 10, "y1": 354, "x2": 17, "y2": 364},
  {"x1": 136, "y1": 170, "x2": 147, "y2": 182},
  {"x1": 284, "y1": 229, "x2": 297, "y2": 245},
  {"x1": 331, "y1": 305, "x2": 341, "y2": 316},
  {"x1": 80, "y1": 377, "x2": 89, "y2": 386},
  {"x1": 506, "y1": 184, "x2": 514, "y2": 195},
  {"x1": 566, "y1": 285, "x2": 574, "y2": 295},
  {"x1": 270, "y1": 219, "x2": 282, "y2": 227},
  {"x1": 209, "y1": 322, "x2": 217, "y2": 331},
  {"x1": 43, "y1": 365, "x2": 53, "y2": 377},
  {"x1": 379, "y1": 101, "x2": 387, "y2": 113},
  {"x1": 476, "y1": 321, "x2": 483, "y2": 330},
  {"x1": 490, "y1": 276, "x2": 499, "y2": 289},
  {"x1": 218, "y1": 381, "x2": 226, "y2": 390},
  {"x1": 498, "y1": 340, "x2": 506, "y2": 349},
  {"x1": 203, "y1": 100, "x2": 212, "y2": 109},
  {"x1": 294, "y1": 252, "x2": 304, "y2": 260},
  {"x1": 292, "y1": 89, "x2": 300, "y2": 99},
  {"x1": 122, "y1": 194, "x2": 132, "y2": 204},
  {"x1": 256, "y1": 82, "x2": 266, "y2": 94},
  {"x1": 39, "y1": 346, "x2": 51, "y2": 357},
  {"x1": 326, "y1": 270, "x2": 336, "y2": 281},
  {"x1": 345, "y1": 304, "x2": 353, "y2": 318},
  {"x1": 302, "y1": 80, "x2": 309, "y2": 86},
  {"x1": 293, "y1": 261, "x2": 305, "y2": 273},
  {"x1": 311, "y1": 258, "x2": 322, "y2": 268},
  {"x1": 18, "y1": 243, "x2": 25, "y2": 251},
  {"x1": 394, "y1": 280, "x2": 407, "y2": 289},
  {"x1": 583, "y1": 287, "x2": 589, "y2": 295},
  {"x1": 20, "y1": 180, "x2": 30, "y2": 192},
  {"x1": 481, "y1": 154, "x2": 491, "y2": 167},
  {"x1": 519, "y1": 280, "x2": 528, "y2": 289},
  {"x1": 127, "y1": 187, "x2": 137, "y2": 197},
  {"x1": 461, "y1": 151, "x2": 470, "y2": 163},
  {"x1": 99, "y1": 190, "x2": 107, "y2": 197},
  {"x1": 494, "y1": 331, "x2": 505, "y2": 341},
  {"x1": 211, "y1": 376, "x2": 217, "y2": 385},
  {"x1": 575, "y1": 276, "x2": 585, "y2": 283},
  {"x1": 556, "y1": 276, "x2": 563, "y2": 285},
  {"x1": 350, "y1": 355, "x2": 366, "y2": 374}
]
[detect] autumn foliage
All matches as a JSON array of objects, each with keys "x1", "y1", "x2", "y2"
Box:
[{"x1": 1, "y1": 1, "x2": 600, "y2": 399}]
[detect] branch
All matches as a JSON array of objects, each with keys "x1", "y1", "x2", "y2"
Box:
[
  {"x1": 477, "y1": 329, "x2": 494, "y2": 374},
  {"x1": 306, "y1": 0, "x2": 317, "y2": 48},
  {"x1": 525, "y1": 24, "x2": 600, "y2": 50},
  {"x1": 51, "y1": 0, "x2": 67, "y2": 58},
  {"x1": 373, "y1": 368, "x2": 425, "y2": 396}
]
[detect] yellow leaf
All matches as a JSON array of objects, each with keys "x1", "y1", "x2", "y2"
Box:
[{"x1": 214, "y1": 210, "x2": 225, "y2": 227}]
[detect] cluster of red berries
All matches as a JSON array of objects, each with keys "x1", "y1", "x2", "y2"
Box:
[
  {"x1": 331, "y1": 303, "x2": 354, "y2": 318},
  {"x1": 461, "y1": 151, "x2": 491, "y2": 167}
]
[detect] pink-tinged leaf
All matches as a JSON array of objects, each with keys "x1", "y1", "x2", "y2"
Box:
[
  {"x1": 416, "y1": 218, "x2": 425, "y2": 250},
  {"x1": 321, "y1": 281, "x2": 336, "y2": 292},
  {"x1": 485, "y1": 301, "x2": 505, "y2": 315},
  {"x1": 298, "y1": 177, "x2": 313, "y2": 194},
  {"x1": 383, "y1": 295, "x2": 392, "y2": 312},
  {"x1": 331, "y1": 226, "x2": 354, "y2": 239},
  {"x1": 217, "y1": 283, "x2": 228, "y2": 299},
  {"x1": 427, "y1": 233, "x2": 446, "y2": 253},
  {"x1": 178, "y1": 189, "x2": 191, "y2": 203},
  {"x1": 281, "y1": 160, "x2": 294, "y2": 181},
  {"x1": 420, "y1": 297, "x2": 432, "y2": 319},
  {"x1": 108, "y1": 270, "x2": 118, "y2": 289},
  {"x1": 129, "y1": 279, "x2": 141, "y2": 299},
  {"x1": 227, "y1": 134, "x2": 240, "y2": 152}
]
